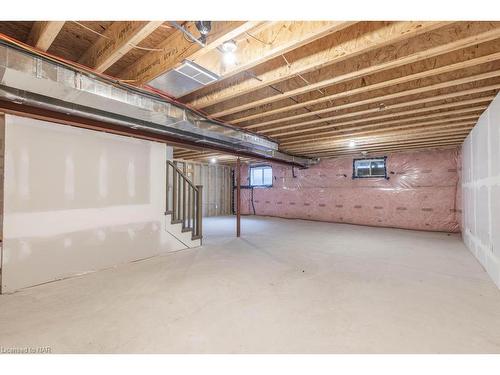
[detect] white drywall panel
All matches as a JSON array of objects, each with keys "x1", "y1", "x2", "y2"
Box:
[
  {"x1": 1, "y1": 115, "x2": 190, "y2": 293},
  {"x1": 462, "y1": 93, "x2": 500, "y2": 288}
]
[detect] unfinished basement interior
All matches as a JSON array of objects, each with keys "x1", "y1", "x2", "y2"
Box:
[{"x1": 0, "y1": 18, "x2": 499, "y2": 355}]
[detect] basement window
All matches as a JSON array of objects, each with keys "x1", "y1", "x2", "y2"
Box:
[
  {"x1": 250, "y1": 165, "x2": 273, "y2": 187},
  {"x1": 353, "y1": 157, "x2": 387, "y2": 179}
]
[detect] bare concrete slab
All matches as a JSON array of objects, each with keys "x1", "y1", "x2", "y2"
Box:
[{"x1": 1, "y1": 216, "x2": 499, "y2": 353}]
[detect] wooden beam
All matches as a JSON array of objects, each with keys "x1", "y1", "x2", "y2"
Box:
[
  {"x1": 285, "y1": 130, "x2": 473, "y2": 156},
  {"x1": 243, "y1": 70, "x2": 500, "y2": 131},
  {"x1": 209, "y1": 29, "x2": 500, "y2": 119},
  {"x1": 245, "y1": 85, "x2": 500, "y2": 130},
  {"x1": 295, "y1": 132, "x2": 470, "y2": 155},
  {"x1": 191, "y1": 21, "x2": 356, "y2": 79},
  {"x1": 27, "y1": 21, "x2": 65, "y2": 51},
  {"x1": 291, "y1": 137, "x2": 469, "y2": 156},
  {"x1": 245, "y1": 51, "x2": 500, "y2": 131},
  {"x1": 229, "y1": 24, "x2": 500, "y2": 125},
  {"x1": 283, "y1": 125, "x2": 475, "y2": 153},
  {"x1": 264, "y1": 97, "x2": 493, "y2": 137},
  {"x1": 271, "y1": 104, "x2": 487, "y2": 139},
  {"x1": 119, "y1": 21, "x2": 261, "y2": 84},
  {"x1": 280, "y1": 114, "x2": 480, "y2": 149},
  {"x1": 78, "y1": 21, "x2": 163, "y2": 72},
  {"x1": 306, "y1": 138, "x2": 466, "y2": 157},
  {"x1": 282, "y1": 118, "x2": 477, "y2": 148},
  {"x1": 186, "y1": 21, "x2": 449, "y2": 109},
  {"x1": 314, "y1": 142, "x2": 463, "y2": 158}
]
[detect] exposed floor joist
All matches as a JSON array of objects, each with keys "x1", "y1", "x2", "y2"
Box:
[
  {"x1": 205, "y1": 22, "x2": 500, "y2": 119},
  {"x1": 118, "y1": 21, "x2": 261, "y2": 83},
  {"x1": 78, "y1": 21, "x2": 163, "y2": 72},
  {"x1": 27, "y1": 21, "x2": 65, "y2": 51},
  {"x1": 192, "y1": 21, "x2": 356, "y2": 79},
  {"x1": 183, "y1": 21, "x2": 450, "y2": 110}
]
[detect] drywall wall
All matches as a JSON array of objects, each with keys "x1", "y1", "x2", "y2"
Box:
[
  {"x1": 238, "y1": 148, "x2": 461, "y2": 232},
  {"x1": 174, "y1": 160, "x2": 232, "y2": 217},
  {"x1": 462, "y1": 93, "x2": 500, "y2": 288},
  {"x1": 0, "y1": 114, "x2": 193, "y2": 293}
]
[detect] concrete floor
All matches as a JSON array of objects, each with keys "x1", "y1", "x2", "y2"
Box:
[{"x1": 1, "y1": 216, "x2": 500, "y2": 353}]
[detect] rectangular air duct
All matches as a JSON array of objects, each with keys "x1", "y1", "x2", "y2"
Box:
[
  {"x1": 148, "y1": 60, "x2": 219, "y2": 98},
  {"x1": 0, "y1": 41, "x2": 315, "y2": 167}
]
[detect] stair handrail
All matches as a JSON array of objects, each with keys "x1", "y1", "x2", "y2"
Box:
[{"x1": 165, "y1": 160, "x2": 203, "y2": 241}]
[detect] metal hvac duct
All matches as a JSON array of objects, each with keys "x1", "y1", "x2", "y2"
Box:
[{"x1": 0, "y1": 41, "x2": 316, "y2": 167}]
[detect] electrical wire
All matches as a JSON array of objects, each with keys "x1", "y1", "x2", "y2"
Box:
[
  {"x1": 72, "y1": 21, "x2": 111, "y2": 39},
  {"x1": 245, "y1": 25, "x2": 285, "y2": 46},
  {"x1": 71, "y1": 21, "x2": 168, "y2": 52}
]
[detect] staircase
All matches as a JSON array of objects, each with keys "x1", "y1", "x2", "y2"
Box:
[{"x1": 165, "y1": 160, "x2": 203, "y2": 245}]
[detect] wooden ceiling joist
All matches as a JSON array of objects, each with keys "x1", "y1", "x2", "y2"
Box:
[
  {"x1": 27, "y1": 21, "x2": 65, "y2": 51},
  {"x1": 294, "y1": 131, "x2": 472, "y2": 155},
  {"x1": 313, "y1": 142, "x2": 463, "y2": 158},
  {"x1": 119, "y1": 21, "x2": 261, "y2": 83},
  {"x1": 78, "y1": 21, "x2": 163, "y2": 72},
  {"x1": 191, "y1": 21, "x2": 356, "y2": 79},
  {"x1": 282, "y1": 118, "x2": 477, "y2": 148},
  {"x1": 303, "y1": 136, "x2": 468, "y2": 156},
  {"x1": 185, "y1": 21, "x2": 450, "y2": 110},
  {"x1": 242, "y1": 69, "x2": 500, "y2": 132},
  {"x1": 247, "y1": 52, "x2": 500, "y2": 132},
  {"x1": 293, "y1": 137, "x2": 469, "y2": 158},
  {"x1": 307, "y1": 136, "x2": 466, "y2": 155},
  {"x1": 263, "y1": 97, "x2": 493, "y2": 137},
  {"x1": 208, "y1": 24, "x2": 500, "y2": 119},
  {"x1": 274, "y1": 106, "x2": 487, "y2": 145},
  {"x1": 245, "y1": 85, "x2": 500, "y2": 131},
  {"x1": 286, "y1": 130, "x2": 471, "y2": 157}
]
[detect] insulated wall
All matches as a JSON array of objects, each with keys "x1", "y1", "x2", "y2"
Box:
[
  {"x1": 0, "y1": 114, "x2": 191, "y2": 293},
  {"x1": 239, "y1": 148, "x2": 461, "y2": 232},
  {"x1": 462, "y1": 93, "x2": 500, "y2": 288}
]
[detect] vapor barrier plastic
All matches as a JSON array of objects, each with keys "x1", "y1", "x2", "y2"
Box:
[{"x1": 239, "y1": 148, "x2": 461, "y2": 233}]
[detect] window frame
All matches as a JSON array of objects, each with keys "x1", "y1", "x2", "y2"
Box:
[
  {"x1": 352, "y1": 156, "x2": 388, "y2": 179},
  {"x1": 249, "y1": 164, "x2": 273, "y2": 188}
]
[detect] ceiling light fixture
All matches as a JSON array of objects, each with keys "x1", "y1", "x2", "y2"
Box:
[
  {"x1": 221, "y1": 40, "x2": 237, "y2": 53},
  {"x1": 210, "y1": 157, "x2": 217, "y2": 164},
  {"x1": 348, "y1": 140, "x2": 356, "y2": 148},
  {"x1": 221, "y1": 40, "x2": 237, "y2": 66}
]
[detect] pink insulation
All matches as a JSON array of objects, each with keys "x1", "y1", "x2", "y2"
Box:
[{"x1": 239, "y1": 148, "x2": 461, "y2": 232}]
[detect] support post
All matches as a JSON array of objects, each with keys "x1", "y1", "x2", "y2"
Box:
[{"x1": 236, "y1": 157, "x2": 241, "y2": 237}]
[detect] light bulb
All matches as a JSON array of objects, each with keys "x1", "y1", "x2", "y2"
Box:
[{"x1": 223, "y1": 52, "x2": 236, "y2": 65}]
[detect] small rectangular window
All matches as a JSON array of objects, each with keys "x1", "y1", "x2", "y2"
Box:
[
  {"x1": 250, "y1": 165, "x2": 273, "y2": 187},
  {"x1": 353, "y1": 157, "x2": 387, "y2": 179}
]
